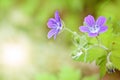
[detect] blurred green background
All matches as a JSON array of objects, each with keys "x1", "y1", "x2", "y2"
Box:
[{"x1": 0, "y1": 0, "x2": 120, "y2": 80}]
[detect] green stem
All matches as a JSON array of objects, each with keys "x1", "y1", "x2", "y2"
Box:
[
  {"x1": 64, "y1": 27, "x2": 75, "y2": 34},
  {"x1": 96, "y1": 36, "x2": 113, "y2": 65},
  {"x1": 99, "y1": 44, "x2": 109, "y2": 52},
  {"x1": 96, "y1": 36, "x2": 100, "y2": 45},
  {"x1": 107, "y1": 52, "x2": 112, "y2": 63},
  {"x1": 95, "y1": 36, "x2": 109, "y2": 52},
  {"x1": 62, "y1": 20, "x2": 76, "y2": 35}
]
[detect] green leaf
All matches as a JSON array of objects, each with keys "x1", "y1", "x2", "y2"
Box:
[
  {"x1": 110, "y1": 51, "x2": 120, "y2": 70},
  {"x1": 110, "y1": 36, "x2": 120, "y2": 51},
  {"x1": 99, "y1": 25, "x2": 113, "y2": 48},
  {"x1": 87, "y1": 47, "x2": 105, "y2": 63},
  {"x1": 96, "y1": 54, "x2": 107, "y2": 78},
  {"x1": 73, "y1": 46, "x2": 105, "y2": 63}
]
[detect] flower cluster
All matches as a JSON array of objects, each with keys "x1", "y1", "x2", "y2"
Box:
[
  {"x1": 47, "y1": 11, "x2": 108, "y2": 39},
  {"x1": 46, "y1": 11, "x2": 120, "y2": 76}
]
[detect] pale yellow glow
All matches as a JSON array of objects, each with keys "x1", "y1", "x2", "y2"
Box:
[{"x1": 2, "y1": 42, "x2": 29, "y2": 68}]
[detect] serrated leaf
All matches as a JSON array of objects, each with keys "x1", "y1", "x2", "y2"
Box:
[
  {"x1": 74, "y1": 47, "x2": 105, "y2": 63},
  {"x1": 96, "y1": 55, "x2": 106, "y2": 65},
  {"x1": 87, "y1": 47, "x2": 105, "y2": 63},
  {"x1": 96, "y1": 54, "x2": 107, "y2": 78},
  {"x1": 99, "y1": 25, "x2": 113, "y2": 48},
  {"x1": 99, "y1": 31, "x2": 120, "y2": 51},
  {"x1": 110, "y1": 51, "x2": 120, "y2": 70},
  {"x1": 110, "y1": 36, "x2": 120, "y2": 51},
  {"x1": 99, "y1": 60, "x2": 107, "y2": 78}
]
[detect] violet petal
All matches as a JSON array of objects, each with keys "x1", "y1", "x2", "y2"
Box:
[
  {"x1": 47, "y1": 18, "x2": 57, "y2": 28},
  {"x1": 54, "y1": 29, "x2": 60, "y2": 39},
  {"x1": 55, "y1": 11, "x2": 60, "y2": 22},
  {"x1": 99, "y1": 26, "x2": 108, "y2": 33},
  {"x1": 96, "y1": 16, "x2": 106, "y2": 26},
  {"x1": 88, "y1": 33, "x2": 98, "y2": 37},
  {"x1": 79, "y1": 26, "x2": 89, "y2": 32},
  {"x1": 84, "y1": 15, "x2": 95, "y2": 27},
  {"x1": 47, "y1": 29, "x2": 57, "y2": 39}
]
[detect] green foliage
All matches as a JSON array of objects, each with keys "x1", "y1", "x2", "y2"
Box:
[
  {"x1": 72, "y1": 35, "x2": 88, "y2": 62},
  {"x1": 59, "y1": 66, "x2": 81, "y2": 80},
  {"x1": 97, "y1": 24, "x2": 120, "y2": 76},
  {"x1": 36, "y1": 66, "x2": 99, "y2": 80},
  {"x1": 98, "y1": 24, "x2": 113, "y2": 48},
  {"x1": 73, "y1": 52, "x2": 85, "y2": 62},
  {"x1": 36, "y1": 66, "x2": 81, "y2": 80},
  {"x1": 87, "y1": 48, "x2": 104, "y2": 62},
  {"x1": 0, "y1": 0, "x2": 14, "y2": 10},
  {"x1": 73, "y1": 47, "x2": 105, "y2": 63},
  {"x1": 73, "y1": 36, "x2": 105, "y2": 63},
  {"x1": 70, "y1": 18, "x2": 120, "y2": 78},
  {"x1": 96, "y1": 54, "x2": 107, "y2": 77},
  {"x1": 110, "y1": 36, "x2": 120, "y2": 51},
  {"x1": 111, "y1": 51, "x2": 120, "y2": 70}
]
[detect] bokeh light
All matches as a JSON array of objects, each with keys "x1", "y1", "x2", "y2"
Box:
[{"x1": 1, "y1": 42, "x2": 29, "y2": 68}]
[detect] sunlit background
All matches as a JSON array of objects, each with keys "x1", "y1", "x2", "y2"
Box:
[{"x1": 0, "y1": 0, "x2": 120, "y2": 80}]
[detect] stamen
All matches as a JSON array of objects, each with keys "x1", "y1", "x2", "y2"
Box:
[{"x1": 89, "y1": 25, "x2": 100, "y2": 33}]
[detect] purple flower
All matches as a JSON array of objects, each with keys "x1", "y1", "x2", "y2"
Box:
[
  {"x1": 47, "y1": 11, "x2": 63, "y2": 39},
  {"x1": 79, "y1": 15, "x2": 108, "y2": 37}
]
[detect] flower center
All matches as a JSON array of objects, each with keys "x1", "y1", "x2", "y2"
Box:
[
  {"x1": 56, "y1": 22, "x2": 62, "y2": 30},
  {"x1": 89, "y1": 25, "x2": 100, "y2": 33}
]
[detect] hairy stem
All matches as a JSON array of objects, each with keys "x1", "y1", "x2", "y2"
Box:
[
  {"x1": 95, "y1": 36, "x2": 109, "y2": 52},
  {"x1": 64, "y1": 27, "x2": 75, "y2": 34},
  {"x1": 62, "y1": 20, "x2": 76, "y2": 35},
  {"x1": 107, "y1": 52, "x2": 112, "y2": 63},
  {"x1": 96, "y1": 36, "x2": 112, "y2": 66}
]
